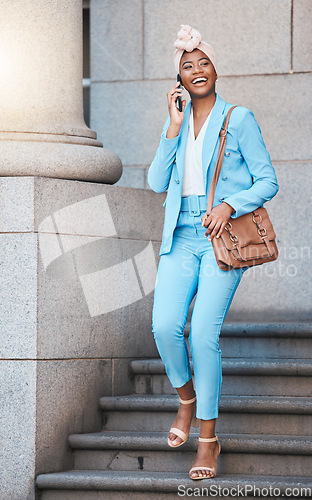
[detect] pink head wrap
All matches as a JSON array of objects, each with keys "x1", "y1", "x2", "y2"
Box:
[{"x1": 174, "y1": 25, "x2": 217, "y2": 75}]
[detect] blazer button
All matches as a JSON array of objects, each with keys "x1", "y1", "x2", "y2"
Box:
[
  {"x1": 225, "y1": 152, "x2": 230, "y2": 156},
  {"x1": 175, "y1": 179, "x2": 180, "y2": 184},
  {"x1": 222, "y1": 176, "x2": 227, "y2": 181}
]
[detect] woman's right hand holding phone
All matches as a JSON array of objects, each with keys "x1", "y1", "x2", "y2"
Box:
[{"x1": 166, "y1": 82, "x2": 186, "y2": 139}]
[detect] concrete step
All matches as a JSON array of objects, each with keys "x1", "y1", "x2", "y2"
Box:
[
  {"x1": 211, "y1": 322, "x2": 312, "y2": 339},
  {"x1": 131, "y1": 358, "x2": 312, "y2": 396},
  {"x1": 68, "y1": 431, "x2": 312, "y2": 477},
  {"x1": 99, "y1": 394, "x2": 312, "y2": 436},
  {"x1": 36, "y1": 471, "x2": 312, "y2": 499},
  {"x1": 192, "y1": 322, "x2": 312, "y2": 359}
]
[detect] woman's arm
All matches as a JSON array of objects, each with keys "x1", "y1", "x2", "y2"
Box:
[
  {"x1": 223, "y1": 108, "x2": 279, "y2": 218},
  {"x1": 202, "y1": 107, "x2": 279, "y2": 240},
  {"x1": 147, "y1": 118, "x2": 180, "y2": 193},
  {"x1": 148, "y1": 83, "x2": 186, "y2": 193}
]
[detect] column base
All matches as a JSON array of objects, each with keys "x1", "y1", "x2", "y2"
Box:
[{"x1": 0, "y1": 141, "x2": 122, "y2": 184}]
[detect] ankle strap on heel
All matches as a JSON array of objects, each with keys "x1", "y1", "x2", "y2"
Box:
[
  {"x1": 199, "y1": 435, "x2": 218, "y2": 443},
  {"x1": 179, "y1": 396, "x2": 196, "y2": 405}
]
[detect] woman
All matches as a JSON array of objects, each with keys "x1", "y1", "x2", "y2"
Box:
[{"x1": 148, "y1": 25, "x2": 279, "y2": 480}]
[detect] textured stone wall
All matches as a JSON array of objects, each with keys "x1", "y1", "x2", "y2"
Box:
[
  {"x1": 90, "y1": 0, "x2": 312, "y2": 320},
  {"x1": 90, "y1": 0, "x2": 311, "y2": 177}
]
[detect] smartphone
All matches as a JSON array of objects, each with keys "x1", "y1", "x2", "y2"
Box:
[{"x1": 176, "y1": 74, "x2": 183, "y2": 112}]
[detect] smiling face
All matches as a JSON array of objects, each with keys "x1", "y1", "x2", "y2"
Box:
[{"x1": 179, "y1": 48, "x2": 217, "y2": 99}]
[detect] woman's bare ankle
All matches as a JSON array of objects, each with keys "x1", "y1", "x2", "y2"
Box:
[{"x1": 176, "y1": 379, "x2": 196, "y2": 401}]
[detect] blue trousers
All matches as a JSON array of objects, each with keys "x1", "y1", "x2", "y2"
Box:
[{"x1": 152, "y1": 197, "x2": 244, "y2": 420}]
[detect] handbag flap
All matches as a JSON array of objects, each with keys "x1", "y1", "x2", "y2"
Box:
[
  {"x1": 232, "y1": 239, "x2": 277, "y2": 261},
  {"x1": 221, "y1": 208, "x2": 276, "y2": 251}
]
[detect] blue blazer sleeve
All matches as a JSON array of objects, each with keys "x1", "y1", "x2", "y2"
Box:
[
  {"x1": 224, "y1": 109, "x2": 279, "y2": 218},
  {"x1": 147, "y1": 117, "x2": 180, "y2": 193}
]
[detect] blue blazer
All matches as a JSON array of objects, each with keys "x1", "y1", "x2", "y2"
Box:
[{"x1": 148, "y1": 94, "x2": 279, "y2": 256}]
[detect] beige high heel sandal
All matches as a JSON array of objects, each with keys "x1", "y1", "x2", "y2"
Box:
[
  {"x1": 189, "y1": 435, "x2": 221, "y2": 480},
  {"x1": 168, "y1": 396, "x2": 199, "y2": 448}
]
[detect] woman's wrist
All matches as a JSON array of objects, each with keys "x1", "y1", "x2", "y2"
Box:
[
  {"x1": 166, "y1": 123, "x2": 181, "y2": 139},
  {"x1": 222, "y1": 202, "x2": 235, "y2": 215}
]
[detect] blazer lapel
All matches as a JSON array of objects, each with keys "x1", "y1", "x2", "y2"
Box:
[
  {"x1": 175, "y1": 95, "x2": 228, "y2": 186},
  {"x1": 176, "y1": 102, "x2": 191, "y2": 182},
  {"x1": 202, "y1": 94, "x2": 227, "y2": 188}
]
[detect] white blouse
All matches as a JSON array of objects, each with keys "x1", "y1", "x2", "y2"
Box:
[{"x1": 181, "y1": 107, "x2": 211, "y2": 197}]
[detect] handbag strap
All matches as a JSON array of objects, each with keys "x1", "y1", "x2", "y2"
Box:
[{"x1": 206, "y1": 106, "x2": 237, "y2": 213}]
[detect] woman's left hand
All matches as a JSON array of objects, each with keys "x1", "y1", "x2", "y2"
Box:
[{"x1": 201, "y1": 202, "x2": 234, "y2": 241}]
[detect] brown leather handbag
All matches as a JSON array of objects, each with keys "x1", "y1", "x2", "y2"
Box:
[{"x1": 207, "y1": 106, "x2": 278, "y2": 271}]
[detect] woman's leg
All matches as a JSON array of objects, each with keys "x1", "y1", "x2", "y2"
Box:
[
  {"x1": 168, "y1": 378, "x2": 197, "y2": 446},
  {"x1": 152, "y1": 239, "x2": 200, "y2": 445},
  {"x1": 190, "y1": 418, "x2": 219, "y2": 479},
  {"x1": 189, "y1": 248, "x2": 244, "y2": 477},
  {"x1": 152, "y1": 241, "x2": 199, "y2": 390}
]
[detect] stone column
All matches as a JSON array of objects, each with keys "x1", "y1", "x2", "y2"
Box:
[{"x1": 0, "y1": 0, "x2": 121, "y2": 183}]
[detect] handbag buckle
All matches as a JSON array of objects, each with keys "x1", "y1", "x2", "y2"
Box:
[
  {"x1": 253, "y1": 213, "x2": 262, "y2": 224},
  {"x1": 230, "y1": 233, "x2": 239, "y2": 243},
  {"x1": 220, "y1": 128, "x2": 227, "y2": 137}
]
